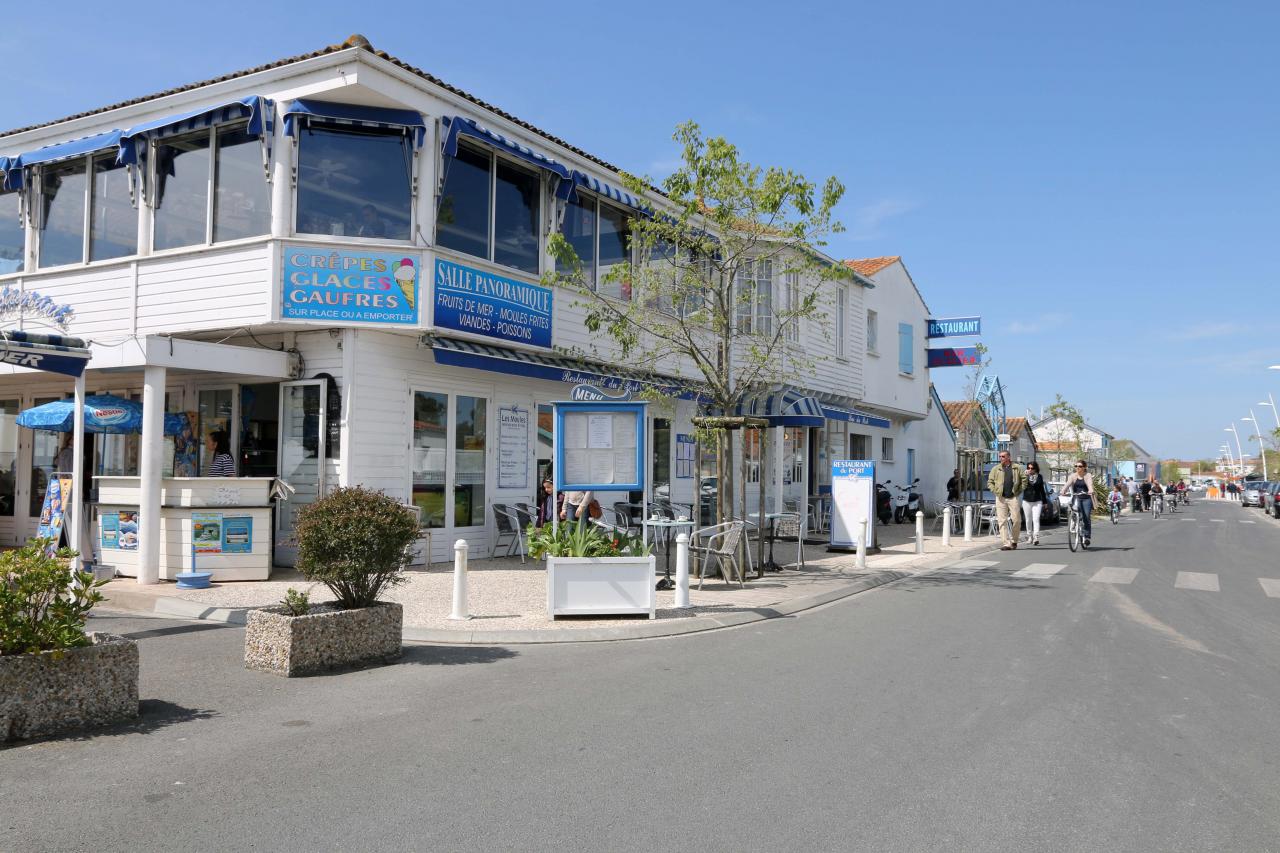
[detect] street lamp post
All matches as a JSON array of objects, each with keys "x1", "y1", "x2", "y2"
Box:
[
  {"x1": 1220, "y1": 444, "x2": 1235, "y2": 478},
  {"x1": 1226, "y1": 425, "x2": 1245, "y2": 478},
  {"x1": 1243, "y1": 412, "x2": 1268, "y2": 480}
]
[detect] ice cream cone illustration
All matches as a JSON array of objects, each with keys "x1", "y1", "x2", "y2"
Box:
[{"x1": 394, "y1": 258, "x2": 417, "y2": 308}]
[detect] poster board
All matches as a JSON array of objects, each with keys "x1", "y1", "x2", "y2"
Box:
[
  {"x1": 192, "y1": 512, "x2": 224, "y2": 553},
  {"x1": 497, "y1": 406, "x2": 530, "y2": 490},
  {"x1": 554, "y1": 401, "x2": 647, "y2": 492},
  {"x1": 36, "y1": 475, "x2": 73, "y2": 549},
  {"x1": 831, "y1": 460, "x2": 876, "y2": 551},
  {"x1": 675, "y1": 434, "x2": 696, "y2": 479}
]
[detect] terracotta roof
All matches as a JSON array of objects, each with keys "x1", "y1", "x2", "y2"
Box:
[
  {"x1": 1006, "y1": 416, "x2": 1031, "y2": 439},
  {"x1": 0, "y1": 34, "x2": 628, "y2": 179},
  {"x1": 942, "y1": 401, "x2": 981, "y2": 429},
  {"x1": 843, "y1": 257, "x2": 900, "y2": 277},
  {"x1": 1037, "y1": 441, "x2": 1088, "y2": 452}
]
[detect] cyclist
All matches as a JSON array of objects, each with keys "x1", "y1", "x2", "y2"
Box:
[
  {"x1": 1177, "y1": 480, "x2": 1188, "y2": 505},
  {"x1": 1108, "y1": 482, "x2": 1124, "y2": 521},
  {"x1": 1150, "y1": 480, "x2": 1165, "y2": 514},
  {"x1": 1063, "y1": 459, "x2": 1095, "y2": 546}
]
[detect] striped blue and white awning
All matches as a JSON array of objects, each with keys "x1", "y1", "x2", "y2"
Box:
[
  {"x1": 429, "y1": 336, "x2": 697, "y2": 399},
  {"x1": 284, "y1": 99, "x2": 427, "y2": 148},
  {"x1": 0, "y1": 329, "x2": 91, "y2": 377},
  {"x1": 441, "y1": 115, "x2": 571, "y2": 193},
  {"x1": 118, "y1": 95, "x2": 274, "y2": 166},
  {"x1": 735, "y1": 388, "x2": 826, "y2": 428},
  {"x1": 820, "y1": 403, "x2": 893, "y2": 430},
  {"x1": 569, "y1": 170, "x2": 647, "y2": 211},
  {"x1": 2, "y1": 130, "x2": 125, "y2": 191}
]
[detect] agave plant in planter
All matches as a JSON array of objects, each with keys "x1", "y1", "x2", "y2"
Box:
[
  {"x1": 244, "y1": 487, "x2": 418, "y2": 677},
  {"x1": 530, "y1": 518, "x2": 657, "y2": 619},
  {"x1": 1, "y1": 538, "x2": 137, "y2": 741}
]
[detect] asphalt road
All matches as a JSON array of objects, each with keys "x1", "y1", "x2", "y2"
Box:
[{"x1": 6, "y1": 499, "x2": 1280, "y2": 852}]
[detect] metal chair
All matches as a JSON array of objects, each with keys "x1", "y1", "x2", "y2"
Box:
[
  {"x1": 691, "y1": 521, "x2": 745, "y2": 588},
  {"x1": 977, "y1": 504, "x2": 998, "y2": 536},
  {"x1": 492, "y1": 504, "x2": 528, "y2": 561},
  {"x1": 773, "y1": 511, "x2": 806, "y2": 569}
]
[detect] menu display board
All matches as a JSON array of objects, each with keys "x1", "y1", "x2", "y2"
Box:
[
  {"x1": 554, "y1": 402, "x2": 647, "y2": 492},
  {"x1": 497, "y1": 406, "x2": 530, "y2": 490}
]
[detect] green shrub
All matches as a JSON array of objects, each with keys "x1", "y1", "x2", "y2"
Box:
[
  {"x1": 526, "y1": 517, "x2": 651, "y2": 559},
  {"x1": 282, "y1": 587, "x2": 310, "y2": 616},
  {"x1": 294, "y1": 487, "x2": 419, "y2": 609},
  {"x1": 1, "y1": 538, "x2": 101, "y2": 656}
]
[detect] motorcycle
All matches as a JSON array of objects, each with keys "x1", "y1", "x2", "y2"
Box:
[
  {"x1": 874, "y1": 481, "x2": 894, "y2": 525},
  {"x1": 892, "y1": 478, "x2": 923, "y2": 523}
]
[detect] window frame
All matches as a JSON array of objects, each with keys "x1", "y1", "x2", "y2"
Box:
[
  {"x1": 782, "y1": 270, "x2": 800, "y2": 343},
  {"x1": 881, "y1": 436, "x2": 895, "y2": 463},
  {"x1": 35, "y1": 158, "x2": 94, "y2": 269},
  {"x1": 152, "y1": 119, "x2": 272, "y2": 253},
  {"x1": 559, "y1": 187, "x2": 633, "y2": 298},
  {"x1": 866, "y1": 309, "x2": 879, "y2": 355},
  {"x1": 437, "y1": 139, "x2": 546, "y2": 275},
  {"x1": 735, "y1": 258, "x2": 774, "y2": 336},
  {"x1": 836, "y1": 284, "x2": 848, "y2": 358}
]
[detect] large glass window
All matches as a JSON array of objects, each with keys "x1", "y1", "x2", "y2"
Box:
[
  {"x1": 296, "y1": 124, "x2": 412, "y2": 240},
  {"x1": 90, "y1": 156, "x2": 136, "y2": 262},
  {"x1": 412, "y1": 391, "x2": 448, "y2": 529},
  {"x1": 653, "y1": 418, "x2": 671, "y2": 499},
  {"x1": 454, "y1": 396, "x2": 487, "y2": 528},
  {"x1": 198, "y1": 388, "x2": 234, "y2": 475},
  {"x1": 39, "y1": 162, "x2": 88, "y2": 267},
  {"x1": 29, "y1": 396, "x2": 62, "y2": 517},
  {"x1": 154, "y1": 133, "x2": 212, "y2": 251},
  {"x1": 735, "y1": 259, "x2": 773, "y2": 335},
  {"x1": 214, "y1": 125, "x2": 271, "y2": 242},
  {"x1": 0, "y1": 399, "x2": 17, "y2": 516},
  {"x1": 0, "y1": 194, "x2": 23, "y2": 274},
  {"x1": 597, "y1": 202, "x2": 631, "y2": 300},
  {"x1": 560, "y1": 194, "x2": 631, "y2": 299},
  {"x1": 561, "y1": 192, "x2": 595, "y2": 285},
  {"x1": 437, "y1": 143, "x2": 541, "y2": 275}
]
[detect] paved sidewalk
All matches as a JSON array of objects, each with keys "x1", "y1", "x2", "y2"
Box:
[{"x1": 101, "y1": 518, "x2": 1004, "y2": 643}]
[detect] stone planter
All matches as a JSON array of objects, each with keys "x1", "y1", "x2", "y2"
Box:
[
  {"x1": 0, "y1": 633, "x2": 139, "y2": 742},
  {"x1": 244, "y1": 602, "x2": 403, "y2": 677},
  {"x1": 546, "y1": 555, "x2": 656, "y2": 619}
]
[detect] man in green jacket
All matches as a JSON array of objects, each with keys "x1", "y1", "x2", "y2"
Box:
[{"x1": 987, "y1": 450, "x2": 1027, "y2": 550}]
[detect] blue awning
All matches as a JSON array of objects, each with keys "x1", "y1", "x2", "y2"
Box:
[
  {"x1": 569, "y1": 170, "x2": 648, "y2": 212},
  {"x1": 0, "y1": 157, "x2": 14, "y2": 193},
  {"x1": 441, "y1": 115, "x2": 571, "y2": 191},
  {"x1": 735, "y1": 389, "x2": 826, "y2": 428},
  {"x1": 429, "y1": 336, "x2": 698, "y2": 400},
  {"x1": 118, "y1": 95, "x2": 274, "y2": 166},
  {"x1": 0, "y1": 330, "x2": 91, "y2": 378},
  {"x1": 821, "y1": 404, "x2": 892, "y2": 430},
  {"x1": 3, "y1": 130, "x2": 125, "y2": 191},
  {"x1": 283, "y1": 99, "x2": 427, "y2": 147}
]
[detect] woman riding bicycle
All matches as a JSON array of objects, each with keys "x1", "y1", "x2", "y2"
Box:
[{"x1": 1063, "y1": 460, "x2": 1095, "y2": 546}]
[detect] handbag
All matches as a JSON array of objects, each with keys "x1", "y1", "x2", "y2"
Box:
[{"x1": 587, "y1": 499, "x2": 602, "y2": 520}]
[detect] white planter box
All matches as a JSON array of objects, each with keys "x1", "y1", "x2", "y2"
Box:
[{"x1": 546, "y1": 556, "x2": 656, "y2": 619}]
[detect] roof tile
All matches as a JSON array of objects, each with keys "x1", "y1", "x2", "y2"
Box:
[{"x1": 843, "y1": 256, "x2": 900, "y2": 277}]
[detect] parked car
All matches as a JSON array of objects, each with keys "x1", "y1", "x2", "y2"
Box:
[
  {"x1": 1041, "y1": 482, "x2": 1061, "y2": 524},
  {"x1": 1050, "y1": 482, "x2": 1071, "y2": 514},
  {"x1": 1242, "y1": 481, "x2": 1270, "y2": 508},
  {"x1": 1263, "y1": 482, "x2": 1280, "y2": 518}
]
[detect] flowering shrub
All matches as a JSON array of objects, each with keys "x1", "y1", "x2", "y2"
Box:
[
  {"x1": 294, "y1": 487, "x2": 418, "y2": 609},
  {"x1": 526, "y1": 517, "x2": 650, "y2": 559},
  {"x1": 1, "y1": 538, "x2": 102, "y2": 656}
]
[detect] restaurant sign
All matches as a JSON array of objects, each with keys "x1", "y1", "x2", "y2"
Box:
[
  {"x1": 281, "y1": 246, "x2": 419, "y2": 325},
  {"x1": 926, "y1": 347, "x2": 980, "y2": 368},
  {"x1": 926, "y1": 316, "x2": 981, "y2": 338},
  {"x1": 434, "y1": 259, "x2": 552, "y2": 348}
]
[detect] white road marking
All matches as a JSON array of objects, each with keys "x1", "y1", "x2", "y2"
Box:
[
  {"x1": 1090, "y1": 567, "x2": 1140, "y2": 585},
  {"x1": 1259, "y1": 579, "x2": 1280, "y2": 598},
  {"x1": 1175, "y1": 572, "x2": 1220, "y2": 592},
  {"x1": 1240, "y1": 520, "x2": 1256, "y2": 524},
  {"x1": 1012, "y1": 563, "x2": 1067, "y2": 579},
  {"x1": 1180, "y1": 518, "x2": 1197, "y2": 522},
  {"x1": 946, "y1": 559, "x2": 999, "y2": 574},
  {"x1": 1209, "y1": 519, "x2": 1226, "y2": 523}
]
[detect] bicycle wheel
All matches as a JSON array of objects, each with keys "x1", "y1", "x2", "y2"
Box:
[
  {"x1": 1068, "y1": 513, "x2": 1079, "y2": 552},
  {"x1": 1111, "y1": 506, "x2": 1119, "y2": 524}
]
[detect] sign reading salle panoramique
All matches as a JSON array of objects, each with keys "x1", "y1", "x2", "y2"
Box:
[
  {"x1": 434, "y1": 258, "x2": 553, "y2": 348},
  {"x1": 281, "y1": 246, "x2": 420, "y2": 325}
]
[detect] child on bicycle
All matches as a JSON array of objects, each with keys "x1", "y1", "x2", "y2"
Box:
[{"x1": 1109, "y1": 484, "x2": 1124, "y2": 515}]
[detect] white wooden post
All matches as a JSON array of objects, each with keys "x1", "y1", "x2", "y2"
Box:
[
  {"x1": 449, "y1": 539, "x2": 471, "y2": 620},
  {"x1": 942, "y1": 506, "x2": 952, "y2": 547},
  {"x1": 915, "y1": 511, "x2": 924, "y2": 554},
  {"x1": 856, "y1": 519, "x2": 867, "y2": 569},
  {"x1": 137, "y1": 365, "x2": 165, "y2": 585},
  {"x1": 674, "y1": 533, "x2": 690, "y2": 608},
  {"x1": 963, "y1": 505, "x2": 973, "y2": 542},
  {"x1": 70, "y1": 371, "x2": 85, "y2": 572}
]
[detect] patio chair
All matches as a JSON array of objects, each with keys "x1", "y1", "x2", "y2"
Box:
[
  {"x1": 691, "y1": 520, "x2": 745, "y2": 589},
  {"x1": 773, "y1": 511, "x2": 806, "y2": 569},
  {"x1": 977, "y1": 504, "x2": 998, "y2": 536},
  {"x1": 492, "y1": 504, "x2": 529, "y2": 562}
]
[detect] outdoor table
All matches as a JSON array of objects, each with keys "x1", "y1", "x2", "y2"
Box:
[
  {"x1": 747, "y1": 511, "x2": 784, "y2": 572},
  {"x1": 643, "y1": 516, "x2": 696, "y2": 591}
]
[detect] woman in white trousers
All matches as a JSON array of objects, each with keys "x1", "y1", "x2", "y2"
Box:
[{"x1": 1021, "y1": 461, "x2": 1048, "y2": 545}]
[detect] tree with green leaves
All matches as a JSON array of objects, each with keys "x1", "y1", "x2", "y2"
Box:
[
  {"x1": 1039, "y1": 394, "x2": 1089, "y2": 481},
  {"x1": 961, "y1": 343, "x2": 993, "y2": 402},
  {"x1": 544, "y1": 121, "x2": 852, "y2": 524}
]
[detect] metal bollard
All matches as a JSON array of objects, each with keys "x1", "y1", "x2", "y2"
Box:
[
  {"x1": 942, "y1": 506, "x2": 952, "y2": 547},
  {"x1": 449, "y1": 539, "x2": 471, "y2": 621},
  {"x1": 963, "y1": 505, "x2": 973, "y2": 542},
  {"x1": 856, "y1": 519, "x2": 867, "y2": 569},
  {"x1": 915, "y1": 511, "x2": 925, "y2": 554},
  {"x1": 674, "y1": 533, "x2": 691, "y2": 608}
]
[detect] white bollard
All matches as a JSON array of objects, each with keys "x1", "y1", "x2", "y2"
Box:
[
  {"x1": 963, "y1": 505, "x2": 973, "y2": 542},
  {"x1": 942, "y1": 506, "x2": 953, "y2": 547},
  {"x1": 674, "y1": 533, "x2": 690, "y2": 608},
  {"x1": 449, "y1": 539, "x2": 471, "y2": 621},
  {"x1": 915, "y1": 511, "x2": 925, "y2": 554},
  {"x1": 856, "y1": 519, "x2": 867, "y2": 569}
]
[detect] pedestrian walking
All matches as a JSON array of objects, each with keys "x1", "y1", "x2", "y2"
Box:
[
  {"x1": 1140, "y1": 476, "x2": 1153, "y2": 511},
  {"x1": 987, "y1": 450, "x2": 1026, "y2": 550},
  {"x1": 946, "y1": 468, "x2": 962, "y2": 502},
  {"x1": 1021, "y1": 460, "x2": 1047, "y2": 546}
]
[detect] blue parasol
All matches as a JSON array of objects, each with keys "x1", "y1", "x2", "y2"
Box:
[{"x1": 16, "y1": 395, "x2": 186, "y2": 435}]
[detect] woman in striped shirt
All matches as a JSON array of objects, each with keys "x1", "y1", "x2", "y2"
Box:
[{"x1": 205, "y1": 430, "x2": 236, "y2": 477}]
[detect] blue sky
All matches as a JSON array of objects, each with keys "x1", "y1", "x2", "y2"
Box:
[{"x1": 2, "y1": 0, "x2": 1276, "y2": 459}]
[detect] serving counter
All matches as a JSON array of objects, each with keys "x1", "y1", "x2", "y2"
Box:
[{"x1": 93, "y1": 477, "x2": 274, "y2": 581}]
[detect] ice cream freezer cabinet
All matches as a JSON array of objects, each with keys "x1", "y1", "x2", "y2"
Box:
[{"x1": 93, "y1": 477, "x2": 275, "y2": 581}]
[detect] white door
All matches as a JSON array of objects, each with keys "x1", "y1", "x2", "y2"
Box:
[
  {"x1": 275, "y1": 380, "x2": 326, "y2": 566},
  {"x1": 410, "y1": 390, "x2": 489, "y2": 558}
]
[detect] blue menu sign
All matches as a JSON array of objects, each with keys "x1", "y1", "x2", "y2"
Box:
[
  {"x1": 434, "y1": 259, "x2": 553, "y2": 348},
  {"x1": 282, "y1": 246, "x2": 420, "y2": 325},
  {"x1": 926, "y1": 316, "x2": 981, "y2": 338}
]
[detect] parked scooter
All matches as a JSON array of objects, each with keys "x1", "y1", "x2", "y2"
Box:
[
  {"x1": 875, "y1": 481, "x2": 894, "y2": 525},
  {"x1": 892, "y1": 478, "x2": 923, "y2": 523}
]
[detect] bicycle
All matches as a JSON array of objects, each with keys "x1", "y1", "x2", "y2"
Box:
[
  {"x1": 1151, "y1": 492, "x2": 1163, "y2": 518},
  {"x1": 1109, "y1": 500, "x2": 1121, "y2": 524},
  {"x1": 1067, "y1": 497, "x2": 1090, "y2": 551}
]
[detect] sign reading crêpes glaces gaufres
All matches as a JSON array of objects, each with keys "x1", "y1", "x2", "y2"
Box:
[
  {"x1": 434, "y1": 259, "x2": 553, "y2": 349},
  {"x1": 281, "y1": 246, "x2": 420, "y2": 325}
]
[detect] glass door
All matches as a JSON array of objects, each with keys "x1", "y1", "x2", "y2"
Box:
[
  {"x1": 275, "y1": 380, "x2": 326, "y2": 566},
  {"x1": 197, "y1": 386, "x2": 237, "y2": 475},
  {"x1": 411, "y1": 390, "x2": 489, "y2": 553},
  {"x1": 0, "y1": 398, "x2": 21, "y2": 544}
]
